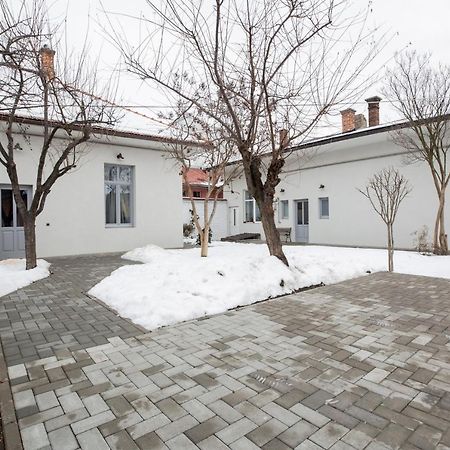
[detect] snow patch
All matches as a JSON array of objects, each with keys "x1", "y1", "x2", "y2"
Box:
[
  {"x1": 0, "y1": 259, "x2": 51, "y2": 297},
  {"x1": 89, "y1": 243, "x2": 450, "y2": 331}
]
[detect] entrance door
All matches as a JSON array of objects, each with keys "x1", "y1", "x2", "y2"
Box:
[
  {"x1": 295, "y1": 199, "x2": 309, "y2": 243},
  {"x1": 229, "y1": 207, "x2": 239, "y2": 236},
  {"x1": 0, "y1": 186, "x2": 31, "y2": 259}
]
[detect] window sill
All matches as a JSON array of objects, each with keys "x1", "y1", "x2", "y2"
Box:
[{"x1": 105, "y1": 224, "x2": 135, "y2": 228}]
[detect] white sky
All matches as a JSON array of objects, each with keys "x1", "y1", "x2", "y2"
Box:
[{"x1": 23, "y1": 0, "x2": 450, "y2": 135}]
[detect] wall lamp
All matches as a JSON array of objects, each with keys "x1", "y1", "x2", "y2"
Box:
[
  {"x1": 319, "y1": 184, "x2": 325, "y2": 189},
  {"x1": 117, "y1": 153, "x2": 124, "y2": 160}
]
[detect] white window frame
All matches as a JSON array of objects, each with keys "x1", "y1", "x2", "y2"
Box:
[
  {"x1": 319, "y1": 197, "x2": 329, "y2": 219},
  {"x1": 244, "y1": 190, "x2": 261, "y2": 223},
  {"x1": 279, "y1": 200, "x2": 289, "y2": 220},
  {"x1": 105, "y1": 164, "x2": 135, "y2": 228}
]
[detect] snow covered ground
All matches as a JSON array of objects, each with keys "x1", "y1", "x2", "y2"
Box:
[
  {"x1": 0, "y1": 259, "x2": 51, "y2": 298},
  {"x1": 89, "y1": 242, "x2": 450, "y2": 331}
]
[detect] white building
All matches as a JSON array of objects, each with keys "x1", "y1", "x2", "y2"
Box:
[
  {"x1": 0, "y1": 116, "x2": 186, "y2": 259},
  {"x1": 224, "y1": 100, "x2": 449, "y2": 250}
]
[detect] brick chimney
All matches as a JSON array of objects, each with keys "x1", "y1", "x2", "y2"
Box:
[
  {"x1": 39, "y1": 45, "x2": 55, "y2": 81},
  {"x1": 355, "y1": 113, "x2": 367, "y2": 130},
  {"x1": 365, "y1": 96, "x2": 382, "y2": 127},
  {"x1": 341, "y1": 108, "x2": 356, "y2": 133},
  {"x1": 279, "y1": 129, "x2": 289, "y2": 149}
]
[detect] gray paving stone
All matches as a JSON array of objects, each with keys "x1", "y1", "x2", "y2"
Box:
[
  {"x1": 21, "y1": 423, "x2": 50, "y2": 450},
  {"x1": 77, "y1": 427, "x2": 110, "y2": 450},
  {"x1": 156, "y1": 398, "x2": 188, "y2": 420},
  {"x1": 185, "y1": 415, "x2": 228, "y2": 443},
  {"x1": 59, "y1": 392, "x2": 84, "y2": 413},
  {"x1": 0, "y1": 254, "x2": 143, "y2": 366},
  {"x1": 35, "y1": 391, "x2": 59, "y2": 412},
  {"x1": 290, "y1": 403, "x2": 330, "y2": 427},
  {"x1": 278, "y1": 420, "x2": 318, "y2": 448},
  {"x1": 71, "y1": 410, "x2": 115, "y2": 435},
  {"x1": 106, "y1": 430, "x2": 141, "y2": 450},
  {"x1": 246, "y1": 417, "x2": 288, "y2": 447},
  {"x1": 155, "y1": 414, "x2": 199, "y2": 441},
  {"x1": 3, "y1": 270, "x2": 450, "y2": 450},
  {"x1": 99, "y1": 411, "x2": 143, "y2": 437},
  {"x1": 45, "y1": 407, "x2": 90, "y2": 432},
  {"x1": 135, "y1": 431, "x2": 169, "y2": 450},
  {"x1": 127, "y1": 413, "x2": 171, "y2": 439},
  {"x1": 216, "y1": 417, "x2": 258, "y2": 445},
  {"x1": 48, "y1": 426, "x2": 78, "y2": 450},
  {"x1": 229, "y1": 436, "x2": 261, "y2": 450},
  {"x1": 197, "y1": 435, "x2": 230, "y2": 450},
  {"x1": 166, "y1": 434, "x2": 198, "y2": 450},
  {"x1": 309, "y1": 422, "x2": 350, "y2": 449}
]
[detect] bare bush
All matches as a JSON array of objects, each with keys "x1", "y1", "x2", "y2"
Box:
[{"x1": 359, "y1": 168, "x2": 411, "y2": 271}]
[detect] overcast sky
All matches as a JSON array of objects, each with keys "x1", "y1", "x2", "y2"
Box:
[{"x1": 27, "y1": 0, "x2": 450, "y2": 135}]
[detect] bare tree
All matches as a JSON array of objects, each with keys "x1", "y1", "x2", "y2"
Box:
[
  {"x1": 107, "y1": 0, "x2": 383, "y2": 266},
  {"x1": 165, "y1": 101, "x2": 240, "y2": 257},
  {"x1": 0, "y1": 0, "x2": 117, "y2": 269},
  {"x1": 385, "y1": 51, "x2": 450, "y2": 255},
  {"x1": 359, "y1": 168, "x2": 411, "y2": 272}
]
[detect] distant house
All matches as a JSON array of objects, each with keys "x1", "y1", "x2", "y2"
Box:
[
  {"x1": 224, "y1": 97, "x2": 449, "y2": 250},
  {"x1": 0, "y1": 115, "x2": 200, "y2": 259},
  {"x1": 182, "y1": 168, "x2": 228, "y2": 240},
  {"x1": 182, "y1": 168, "x2": 224, "y2": 199}
]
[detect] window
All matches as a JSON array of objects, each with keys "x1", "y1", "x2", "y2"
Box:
[
  {"x1": 193, "y1": 191, "x2": 201, "y2": 198},
  {"x1": 105, "y1": 164, "x2": 134, "y2": 226},
  {"x1": 280, "y1": 200, "x2": 289, "y2": 220},
  {"x1": 244, "y1": 190, "x2": 261, "y2": 222},
  {"x1": 319, "y1": 197, "x2": 329, "y2": 219}
]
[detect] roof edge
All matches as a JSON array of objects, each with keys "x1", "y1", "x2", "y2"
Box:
[{"x1": 0, "y1": 113, "x2": 208, "y2": 148}]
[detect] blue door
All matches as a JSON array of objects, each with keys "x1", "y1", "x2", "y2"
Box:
[
  {"x1": 0, "y1": 186, "x2": 31, "y2": 260},
  {"x1": 295, "y1": 199, "x2": 309, "y2": 243}
]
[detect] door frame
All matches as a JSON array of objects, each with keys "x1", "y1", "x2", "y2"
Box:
[
  {"x1": 294, "y1": 198, "x2": 309, "y2": 243},
  {"x1": 0, "y1": 184, "x2": 32, "y2": 259},
  {"x1": 228, "y1": 206, "x2": 239, "y2": 236}
]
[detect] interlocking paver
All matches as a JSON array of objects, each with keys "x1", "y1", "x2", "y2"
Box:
[
  {"x1": 215, "y1": 417, "x2": 258, "y2": 445},
  {"x1": 278, "y1": 420, "x2": 318, "y2": 447},
  {"x1": 48, "y1": 426, "x2": 78, "y2": 450},
  {"x1": 77, "y1": 427, "x2": 110, "y2": 450},
  {"x1": 0, "y1": 254, "x2": 144, "y2": 366},
  {"x1": 71, "y1": 409, "x2": 115, "y2": 434},
  {"x1": 21, "y1": 423, "x2": 50, "y2": 450},
  {"x1": 309, "y1": 422, "x2": 350, "y2": 449},
  {"x1": 1, "y1": 269, "x2": 450, "y2": 449}
]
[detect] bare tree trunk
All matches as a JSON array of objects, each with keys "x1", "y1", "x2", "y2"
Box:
[
  {"x1": 387, "y1": 223, "x2": 394, "y2": 272},
  {"x1": 438, "y1": 190, "x2": 448, "y2": 254},
  {"x1": 259, "y1": 200, "x2": 288, "y2": 266},
  {"x1": 433, "y1": 189, "x2": 448, "y2": 255},
  {"x1": 23, "y1": 216, "x2": 37, "y2": 270},
  {"x1": 433, "y1": 194, "x2": 442, "y2": 254},
  {"x1": 200, "y1": 226, "x2": 209, "y2": 257},
  {"x1": 200, "y1": 198, "x2": 209, "y2": 257}
]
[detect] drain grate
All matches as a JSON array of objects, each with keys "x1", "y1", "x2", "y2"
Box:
[{"x1": 249, "y1": 371, "x2": 294, "y2": 393}]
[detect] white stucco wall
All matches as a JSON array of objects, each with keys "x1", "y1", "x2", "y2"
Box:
[
  {"x1": 183, "y1": 198, "x2": 228, "y2": 240},
  {"x1": 0, "y1": 128, "x2": 183, "y2": 258},
  {"x1": 224, "y1": 131, "x2": 449, "y2": 250}
]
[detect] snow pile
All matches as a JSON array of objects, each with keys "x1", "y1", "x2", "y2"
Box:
[
  {"x1": 0, "y1": 259, "x2": 51, "y2": 298},
  {"x1": 89, "y1": 243, "x2": 450, "y2": 331}
]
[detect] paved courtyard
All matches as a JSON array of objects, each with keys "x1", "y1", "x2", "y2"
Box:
[
  {"x1": 1, "y1": 256, "x2": 450, "y2": 450},
  {"x1": 0, "y1": 254, "x2": 144, "y2": 367}
]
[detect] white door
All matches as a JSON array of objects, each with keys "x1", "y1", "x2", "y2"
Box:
[
  {"x1": 229, "y1": 207, "x2": 239, "y2": 236},
  {"x1": 1, "y1": 186, "x2": 31, "y2": 260},
  {"x1": 295, "y1": 199, "x2": 309, "y2": 243}
]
